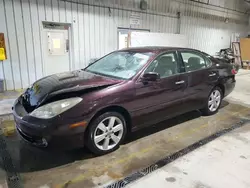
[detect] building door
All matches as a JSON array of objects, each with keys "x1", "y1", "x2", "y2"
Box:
[
  {"x1": 117, "y1": 28, "x2": 150, "y2": 49},
  {"x1": 43, "y1": 23, "x2": 70, "y2": 76}
]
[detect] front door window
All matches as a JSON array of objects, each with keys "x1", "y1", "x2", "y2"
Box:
[{"x1": 145, "y1": 52, "x2": 180, "y2": 78}]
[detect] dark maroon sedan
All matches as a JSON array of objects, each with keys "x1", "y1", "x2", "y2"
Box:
[{"x1": 13, "y1": 47, "x2": 236, "y2": 155}]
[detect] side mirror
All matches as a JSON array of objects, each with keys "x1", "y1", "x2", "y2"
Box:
[{"x1": 142, "y1": 72, "x2": 160, "y2": 82}]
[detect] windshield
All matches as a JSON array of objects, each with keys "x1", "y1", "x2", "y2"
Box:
[{"x1": 85, "y1": 51, "x2": 154, "y2": 80}]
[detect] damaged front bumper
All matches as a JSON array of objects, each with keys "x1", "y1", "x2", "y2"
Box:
[{"x1": 13, "y1": 98, "x2": 88, "y2": 150}]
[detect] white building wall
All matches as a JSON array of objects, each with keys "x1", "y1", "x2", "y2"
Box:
[
  {"x1": 179, "y1": 0, "x2": 249, "y2": 55},
  {"x1": 0, "y1": 0, "x2": 249, "y2": 90}
]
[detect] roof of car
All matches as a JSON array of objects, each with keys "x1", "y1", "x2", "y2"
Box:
[{"x1": 118, "y1": 46, "x2": 202, "y2": 53}]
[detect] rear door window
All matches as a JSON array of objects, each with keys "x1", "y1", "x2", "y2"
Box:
[
  {"x1": 180, "y1": 52, "x2": 206, "y2": 72},
  {"x1": 205, "y1": 56, "x2": 213, "y2": 67}
]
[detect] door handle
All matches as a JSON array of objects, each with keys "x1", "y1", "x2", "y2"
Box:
[
  {"x1": 209, "y1": 73, "x2": 216, "y2": 77},
  {"x1": 175, "y1": 80, "x2": 185, "y2": 85}
]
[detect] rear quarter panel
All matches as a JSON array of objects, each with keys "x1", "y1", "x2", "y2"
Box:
[{"x1": 211, "y1": 58, "x2": 236, "y2": 97}]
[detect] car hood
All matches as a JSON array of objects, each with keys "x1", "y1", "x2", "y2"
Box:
[{"x1": 20, "y1": 70, "x2": 122, "y2": 112}]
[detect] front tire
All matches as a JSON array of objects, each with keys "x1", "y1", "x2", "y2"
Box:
[
  {"x1": 201, "y1": 87, "x2": 222, "y2": 116},
  {"x1": 86, "y1": 112, "x2": 127, "y2": 155}
]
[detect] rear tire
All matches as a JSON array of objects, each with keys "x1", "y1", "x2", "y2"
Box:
[
  {"x1": 86, "y1": 112, "x2": 127, "y2": 155},
  {"x1": 201, "y1": 87, "x2": 222, "y2": 116}
]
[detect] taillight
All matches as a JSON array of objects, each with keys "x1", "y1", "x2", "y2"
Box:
[{"x1": 231, "y1": 69, "x2": 237, "y2": 75}]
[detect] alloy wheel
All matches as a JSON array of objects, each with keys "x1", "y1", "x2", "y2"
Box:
[
  {"x1": 208, "y1": 89, "x2": 221, "y2": 112},
  {"x1": 94, "y1": 116, "x2": 124, "y2": 151}
]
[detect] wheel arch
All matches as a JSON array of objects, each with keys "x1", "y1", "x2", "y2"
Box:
[
  {"x1": 85, "y1": 105, "x2": 132, "y2": 138},
  {"x1": 215, "y1": 83, "x2": 225, "y2": 97}
]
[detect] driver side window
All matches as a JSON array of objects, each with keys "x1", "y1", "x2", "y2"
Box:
[{"x1": 145, "y1": 52, "x2": 179, "y2": 78}]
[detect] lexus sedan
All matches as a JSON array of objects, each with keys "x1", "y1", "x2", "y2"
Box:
[{"x1": 13, "y1": 47, "x2": 236, "y2": 155}]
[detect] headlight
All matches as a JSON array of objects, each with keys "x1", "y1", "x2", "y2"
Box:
[{"x1": 30, "y1": 97, "x2": 82, "y2": 119}]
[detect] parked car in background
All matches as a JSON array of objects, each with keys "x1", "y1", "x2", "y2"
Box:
[{"x1": 13, "y1": 47, "x2": 236, "y2": 155}]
